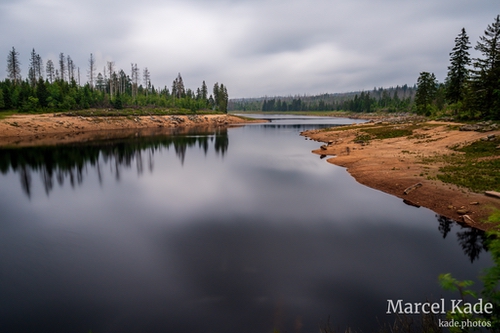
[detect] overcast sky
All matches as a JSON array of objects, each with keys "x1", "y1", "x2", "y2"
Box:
[{"x1": 0, "y1": 0, "x2": 498, "y2": 98}]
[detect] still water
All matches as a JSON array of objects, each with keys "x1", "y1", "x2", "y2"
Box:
[{"x1": 0, "y1": 115, "x2": 492, "y2": 332}]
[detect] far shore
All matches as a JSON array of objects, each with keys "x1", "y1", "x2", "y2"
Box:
[
  {"x1": 0, "y1": 113, "x2": 264, "y2": 147},
  {"x1": 301, "y1": 119, "x2": 500, "y2": 230}
]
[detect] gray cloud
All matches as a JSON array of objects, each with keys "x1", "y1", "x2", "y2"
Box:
[{"x1": 1, "y1": 0, "x2": 498, "y2": 97}]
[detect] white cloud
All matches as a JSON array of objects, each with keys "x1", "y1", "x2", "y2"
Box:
[{"x1": 0, "y1": 0, "x2": 498, "y2": 97}]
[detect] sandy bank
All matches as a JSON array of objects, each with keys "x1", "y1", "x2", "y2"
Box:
[
  {"x1": 0, "y1": 113, "x2": 263, "y2": 147},
  {"x1": 302, "y1": 120, "x2": 500, "y2": 230}
]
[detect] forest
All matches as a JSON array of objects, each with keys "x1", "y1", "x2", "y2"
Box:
[
  {"x1": 1, "y1": 50, "x2": 229, "y2": 113},
  {"x1": 414, "y1": 14, "x2": 500, "y2": 120},
  {"x1": 231, "y1": 14, "x2": 500, "y2": 120},
  {"x1": 229, "y1": 85, "x2": 416, "y2": 113}
]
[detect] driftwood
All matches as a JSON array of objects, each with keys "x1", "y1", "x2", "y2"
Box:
[
  {"x1": 403, "y1": 182, "x2": 422, "y2": 195},
  {"x1": 462, "y1": 215, "x2": 476, "y2": 225},
  {"x1": 485, "y1": 191, "x2": 500, "y2": 199},
  {"x1": 403, "y1": 199, "x2": 420, "y2": 208}
]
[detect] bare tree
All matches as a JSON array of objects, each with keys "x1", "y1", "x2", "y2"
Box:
[
  {"x1": 107, "y1": 61, "x2": 115, "y2": 97},
  {"x1": 131, "y1": 63, "x2": 139, "y2": 98},
  {"x1": 67, "y1": 55, "x2": 76, "y2": 82},
  {"x1": 88, "y1": 53, "x2": 96, "y2": 89},
  {"x1": 143, "y1": 67, "x2": 151, "y2": 95}
]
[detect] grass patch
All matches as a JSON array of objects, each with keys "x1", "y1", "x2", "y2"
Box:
[
  {"x1": 359, "y1": 125, "x2": 415, "y2": 140},
  {"x1": 422, "y1": 137, "x2": 500, "y2": 192},
  {"x1": 0, "y1": 110, "x2": 18, "y2": 120}
]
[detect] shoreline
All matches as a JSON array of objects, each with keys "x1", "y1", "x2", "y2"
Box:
[
  {"x1": 0, "y1": 113, "x2": 263, "y2": 147},
  {"x1": 301, "y1": 119, "x2": 500, "y2": 230}
]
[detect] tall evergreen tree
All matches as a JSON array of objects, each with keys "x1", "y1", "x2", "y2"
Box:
[
  {"x1": 6, "y1": 47, "x2": 21, "y2": 85},
  {"x1": 415, "y1": 72, "x2": 438, "y2": 116},
  {"x1": 46, "y1": 59, "x2": 55, "y2": 83},
  {"x1": 471, "y1": 15, "x2": 500, "y2": 119},
  {"x1": 201, "y1": 80, "x2": 208, "y2": 101},
  {"x1": 445, "y1": 28, "x2": 471, "y2": 105},
  {"x1": 28, "y1": 48, "x2": 43, "y2": 88},
  {"x1": 172, "y1": 73, "x2": 185, "y2": 99},
  {"x1": 59, "y1": 53, "x2": 66, "y2": 81}
]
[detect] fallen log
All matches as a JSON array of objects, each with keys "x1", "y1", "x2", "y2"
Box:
[
  {"x1": 462, "y1": 215, "x2": 476, "y2": 225},
  {"x1": 485, "y1": 191, "x2": 500, "y2": 199},
  {"x1": 403, "y1": 199, "x2": 420, "y2": 208},
  {"x1": 403, "y1": 182, "x2": 422, "y2": 195}
]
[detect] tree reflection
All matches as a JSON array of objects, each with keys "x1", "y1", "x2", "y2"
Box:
[
  {"x1": 0, "y1": 128, "x2": 229, "y2": 198},
  {"x1": 436, "y1": 215, "x2": 488, "y2": 263}
]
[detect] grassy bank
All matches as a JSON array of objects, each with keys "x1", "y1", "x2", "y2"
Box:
[{"x1": 423, "y1": 136, "x2": 500, "y2": 193}]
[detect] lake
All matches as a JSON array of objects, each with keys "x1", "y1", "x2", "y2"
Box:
[{"x1": 0, "y1": 114, "x2": 492, "y2": 332}]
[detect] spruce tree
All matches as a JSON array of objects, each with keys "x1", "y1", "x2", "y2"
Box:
[
  {"x1": 415, "y1": 72, "x2": 438, "y2": 116},
  {"x1": 46, "y1": 59, "x2": 55, "y2": 83},
  {"x1": 7, "y1": 47, "x2": 21, "y2": 85},
  {"x1": 471, "y1": 14, "x2": 500, "y2": 119},
  {"x1": 445, "y1": 28, "x2": 471, "y2": 105}
]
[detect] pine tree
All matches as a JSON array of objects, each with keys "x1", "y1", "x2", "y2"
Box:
[
  {"x1": 59, "y1": 53, "x2": 66, "y2": 81},
  {"x1": 29, "y1": 48, "x2": 41, "y2": 87},
  {"x1": 445, "y1": 28, "x2": 471, "y2": 105},
  {"x1": 7, "y1": 47, "x2": 21, "y2": 85},
  {"x1": 415, "y1": 72, "x2": 438, "y2": 116},
  {"x1": 471, "y1": 15, "x2": 500, "y2": 119},
  {"x1": 172, "y1": 73, "x2": 185, "y2": 99},
  {"x1": 46, "y1": 59, "x2": 55, "y2": 83},
  {"x1": 201, "y1": 80, "x2": 208, "y2": 101}
]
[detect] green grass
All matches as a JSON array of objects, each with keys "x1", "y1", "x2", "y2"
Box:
[
  {"x1": 0, "y1": 110, "x2": 18, "y2": 120},
  {"x1": 422, "y1": 137, "x2": 500, "y2": 192}
]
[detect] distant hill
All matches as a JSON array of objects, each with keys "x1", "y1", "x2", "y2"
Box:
[{"x1": 229, "y1": 85, "x2": 417, "y2": 113}]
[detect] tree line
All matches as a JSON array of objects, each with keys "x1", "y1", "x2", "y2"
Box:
[
  {"x1": 415, "y1": 14, "x2": 500, "y2": 119},
  {"x1": 2, "y1": 49, "x2": 229, "y2": 113},
  {"x1": 229, "y1": 85, "x2": 416, "y2": 113}
]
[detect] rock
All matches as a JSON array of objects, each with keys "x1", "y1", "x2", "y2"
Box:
[
  {"x1": 460, "y1": 124, "x2": 480, "y2": 131},
  {"x1": 469, "y1": 202, "x2": 479, "y2": 205},
  {"x1": 320, "y1": 145, "x2": 328, "y2": 150},
  {"x1": 487, "y1": 134, "x2": 496, "y2": 140},
  {"x1": 456, "y1": 209, "x2": 469, "y2": 215},
  {"x1": 485, "y1": 191, "x2": 500, "y2": 199}
]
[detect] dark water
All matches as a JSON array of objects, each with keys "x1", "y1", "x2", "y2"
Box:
[{"x1": 0, "y1": 115, "x2": 492, "y2": 333}]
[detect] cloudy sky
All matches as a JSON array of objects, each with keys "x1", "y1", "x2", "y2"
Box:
[{"x1": 0, "y1": 0, "x2": 498, "y2": 98}]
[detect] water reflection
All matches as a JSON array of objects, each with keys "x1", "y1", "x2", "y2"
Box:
[
  {"x1": 0, "y1": 128, "x2": 229, "y2": 198},
  {"x1": 437, "y1": 215, "x2": 488, "y2": 263}
]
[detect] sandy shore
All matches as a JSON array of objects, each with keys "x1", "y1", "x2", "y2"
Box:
[
  {"x1": 302, "y1": 120, "x2": 500, "y2": 230},
  {"x1": 0, "y1": 113, "x2": 262, "y2": 147}
]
